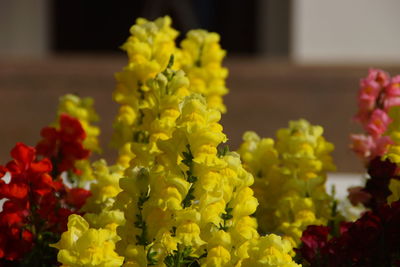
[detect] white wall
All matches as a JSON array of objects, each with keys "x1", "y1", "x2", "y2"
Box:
[
  {"x1": 292, "y1": 0, "x2": 400, "y2": 64},
  {"x1": 0, "y1": 0, "x2": 49, "y2": 58}
]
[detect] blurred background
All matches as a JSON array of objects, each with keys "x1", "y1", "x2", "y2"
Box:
[{"x1": 1, "y1": 0, "x2": 400, "y2": 173}]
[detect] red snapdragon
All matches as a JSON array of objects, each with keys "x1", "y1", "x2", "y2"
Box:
[
  {"x1": 36, "y1": 114, "x2": 90, "y2": 175},
  {"x1": 0, "y1": 143, "x2": 90, "y2": 263}
]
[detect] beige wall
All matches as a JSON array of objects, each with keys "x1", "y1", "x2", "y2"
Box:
[
  {"x1": 0, "y1": 0, "x2": 49, "y2": 58},
  {"x1": 292, "y1": 0, "x2": 400, "y2": 64}
]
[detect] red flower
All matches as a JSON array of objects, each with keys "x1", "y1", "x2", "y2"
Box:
[
  {"x1": 58, "y1": 114, "x2": 86, "y2": 142},
  {"x1": 36, "y1": 192, "x2": 74, "y2": 233},
  {"x1": 0, "y1": 143, "x2": 53, "y2": 203},
  {"x1": 0, "y1": 143, "x2": 56, "y2": 261},
  {"x1": 0, "y1": 142, "x2": 90, "y2": 262},
  {"x1": 66, "y1": 188, "x2": 91, "y2": 210},
  {"x1": 36, "y1": 114, "x2": 90, "y2": 174}
]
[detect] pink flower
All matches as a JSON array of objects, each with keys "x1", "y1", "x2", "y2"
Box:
[
  {"x1": 366, "y1": 68, "x2": 390, "y2": 88},
  {"x1": 356, "y1": 83, "x2": 380, "y2": 125},
  {"x1": 373, "y1": 135, "x2": 394, "y2": 158},
  {"x1": 350, "y1": 134, "x2": 375, "y2": 159},
  {"x1": 384, "y1": 75, "x2": 400, "y2": 110},
  {"x1": 366, "y1": 109, "x2": 392, "y2": 138},
  {"x1": 350, "y1": 134, "x2": 393, "y2": 161},
  {"x1": 355, "y1": 69, "x2": 390, "y2": 125}
]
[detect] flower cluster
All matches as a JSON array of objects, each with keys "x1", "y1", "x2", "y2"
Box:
[
  {"x1": 10, "y1": 15, "x2": 398, "y2": 267},
  {"x1": 51, "y1": 16, "x2": 299, "y2": 266},
  {"x1": 238, "y1": 120, "x2": 336, "y2": 247},
  {"x1": 111, "y1": 16, "x2": 228, "y2": 169},
  {"x1": 52, "y1": 214, "x2": 124, "y2": 266},
  {"x1": 36, "y1": 113, "x2": 90, "y2": 176},
  {"x1": 0, "y1": 92, "x2": 98, "y2": 265},
  {"x1": 297, "y1": 200, "x2": 400, "y2": 266},
  {"x1": 0, "y1": 143, "x2": 89, "y2": 265},
  {"x1": 294, "y1": 68, "x2": 400, "y2": 266},
  {"x1": 347, "y1": 69, "x2": 400, "y2": 212},
  {"x1": 111, "y1": 16, "x2": 179, "y2": 152},
  {"x1": 351, "y1": 68, "x2": 400, "y2": 162},
  {"x1": 113, "y1": 74, "x2": 270, "y2": 265},
  {"x1": 52, "y1": 157, "x2": 126, "y2": 267}
]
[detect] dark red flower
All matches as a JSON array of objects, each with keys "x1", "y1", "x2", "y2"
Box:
[
  {"x1": 298, "y1": 201, "x2": 400, "y2": 266},
  {"x1": 297, "y1": 225, "x2": 330, "y2": 263},
  {"x1": 364, "y1": 157, "x2": 400, "y2": 210},
  {"x1": 0, "y1": 226, "x2": 34, "y2": 261}
]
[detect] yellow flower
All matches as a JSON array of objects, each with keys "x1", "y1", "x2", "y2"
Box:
[
  {"x1": 241, "y1": 234, "x2": 300, "y2": 267},
  {"x1": 230, "y1": 216, "x2": 259, "y2": 244},
  {"x1": 388, "y1": 178, "x2": 400, "y2": 203},
  {"x1": 52, "y1": 215, "x2": 123, "y2": 267},
  {"x1": 115, "y1": 89, "x2": 260, "y2": 264},
  {"x1": 202, "y1": 246, "x2": 231, "y2": 266},
  {"x1": 83, "y1": 210, "x2": 124, "y2": 233},
  {"x1": 83, "y1": 160, "x2": 124, "y2": 212},
  {"x1": 180, "y1": 30, "x2": 229, "y2": 113},
  {"x1": 175, "y1": 209, "x2": 206, "y2": 249},
  {"x1": 100, "y1": 16, "x2": 298, "y2": 266},
  {"x1": 238, "y1": 131, "x2": 278, "y2": 176},
  {"x1": 111, "y1": 105, "x2": 137, "y2": 150},
  {"x1": 238, "y1": 120, "x2": 335, "y2": 246},
  {"x1": 231, "y1": 187, "x2": 258, "y2": 218},
  {"x1": 111, "y1": 16, "x2": 181, "y2": 171},
  {"x1": 385, "y1": 145, "x2": 400, "y2": 164}
]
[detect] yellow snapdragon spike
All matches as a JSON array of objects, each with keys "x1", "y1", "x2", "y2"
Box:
[
  {"x1": 124, "y1": 17, "x2": 179, "y2": 68},
  {"x1": 180, "y1": 30, "x2": 229, "y2": 113},
  {"x1": 114, "y1": 79, "x2": 261, "y2": 265},
  {"x1": 111, "y1": 16, "x2": 180, "y2": 153},
  {"x1": 87, "y1": 16, "x2": 297, "y2": 266},
  {"x1": 52, "y1": 215, "x2": 124, "y2": 267},
  {"x1": 238, "y1": 119, "x2": 336, "y2": 247},
  {"x1": 111, "y1": 17, "x2": 230, "y2": 170},
  {"x1": 115, "y1": 65, "x2": 191, "y2": 170}
]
